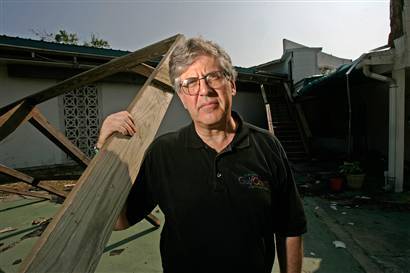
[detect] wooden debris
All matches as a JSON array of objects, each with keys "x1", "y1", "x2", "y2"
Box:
[
  {"x1": 109, "y1": 249, "x2": 125, "y2": 256},
  {"x1": 13, "y1": 259, "x2": 23, "y2": 265},
  {"x1": 0, "y1": 227, "x2": 17, "y2": 234}
]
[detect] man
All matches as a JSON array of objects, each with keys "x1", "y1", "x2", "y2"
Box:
[{"x1": 97, "y1": 37, "x2": 306, "y2": 273}]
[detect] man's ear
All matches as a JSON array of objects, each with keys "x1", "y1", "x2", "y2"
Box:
[{"x1": 230, "y1": 80, "x2": 237, "y2": 96}]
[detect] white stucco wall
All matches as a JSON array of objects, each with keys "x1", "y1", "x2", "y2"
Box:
[
  {"x1": 0, "y1": 64, "x2": 65, "y2": 168},
  {"x1": 317, "y1": 52, "x2": 352, "y2": 71},
  {"x1": 291, "y1": 48, "x2": 320, "y2": 83}
]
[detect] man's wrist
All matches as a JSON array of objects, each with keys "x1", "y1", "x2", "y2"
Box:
[{"x1": 95, "y1": 139, "x2": 104, "y2": 149}]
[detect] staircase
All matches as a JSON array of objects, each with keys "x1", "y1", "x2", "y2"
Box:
[{"x1": 264, "y1": 85, "x2": 309, "y2": 162}]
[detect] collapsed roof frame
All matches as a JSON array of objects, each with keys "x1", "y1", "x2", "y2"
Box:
[{"x1": 0, "y1": 34, "x2": 183, "y2": 273}]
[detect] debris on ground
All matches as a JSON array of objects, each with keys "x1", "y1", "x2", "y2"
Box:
[
  {"x1": 332, "y1": 240, "x2": 346, "y2": 249},
  {"x1": 109, "y1": 248, "x2": 125, "y2": 256},
  {"x1": 21, "y1": 218, "x2": 51, "y2": 240},
  {"x1": 0, "y1": 218, "x2": 52, "y2": 253},
  {"x1": 64, "y1": 183, "x2": 76, "y2": 191},
  {"x1": 356, "y1": 195, "x2": 371, "y2": 200},
  {"x1": 0, "y1": 180, "x2": 76, "y2": 202},
  {"x1": 32, "y1": 217, "x2": 49, "y2": 225},
  {"x1": 0, "y1": 227, "x2": 17, "y2": 234},
  {"x1": 0, "y1": 241, "x2": 19, "y2": 253},
  {"x1": 50, "y1": 195, "x2": 65, "y2": 204},
  {"x1": 12, "y1": 258, "x2": 22, "y2": 265}
]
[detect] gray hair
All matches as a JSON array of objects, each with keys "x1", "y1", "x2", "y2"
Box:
[{"x1": 169, "y1": 37, "x2": 238, "y2": 92}]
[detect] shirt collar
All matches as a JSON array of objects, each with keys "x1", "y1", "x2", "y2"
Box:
[{"x1": 184, "y1": 111, "x2": 250, "y2": 150}]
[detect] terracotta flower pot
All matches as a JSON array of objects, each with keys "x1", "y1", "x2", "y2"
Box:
[{"x1": 329, "y1": 177, "x2": 343, "y2": 192}]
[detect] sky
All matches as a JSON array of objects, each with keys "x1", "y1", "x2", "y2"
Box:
[{"x1": 0, "y1": 0, "x2": 390, "y2": 67}]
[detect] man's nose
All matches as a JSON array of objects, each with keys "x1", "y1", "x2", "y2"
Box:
[{"x1": 198, "y1": 78, "x2": 212, "y2": 96}]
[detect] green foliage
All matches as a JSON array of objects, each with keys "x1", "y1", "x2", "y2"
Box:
[
  {"x1": 31, "y1": 29, "x2": 110, "y2": 49},
  {"x1": 83, "y1": 33, "x2": 110, "y2": 49},
  {"x1": 338, "y1": 161, "x2": 364, "y2": 175},
  {"x1": 54, "y1": 30, "x2": 79, "y2": 45}
]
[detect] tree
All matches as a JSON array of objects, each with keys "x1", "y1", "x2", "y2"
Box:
[
  {"x1": 31, "y1": 29, "x2": 110, "y2": 49},
  {"x1": 54, "y1": 30, "x2": 79, "y2": 45},
  {"x1": 83, "y1": 33, "x2": 110, "y2": 49}
]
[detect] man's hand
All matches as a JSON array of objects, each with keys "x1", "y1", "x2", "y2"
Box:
[{"x1": 96, "y1": 111, "x2": 137, "y2": 149}]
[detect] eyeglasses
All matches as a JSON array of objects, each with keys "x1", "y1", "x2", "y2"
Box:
[{"x1": 179, "y1": 70, "x2": 227, "y2": 96}]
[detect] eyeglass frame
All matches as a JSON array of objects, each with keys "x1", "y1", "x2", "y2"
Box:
[{"x1": 177, "y1": 70, "x2": 229, "y2": 96}]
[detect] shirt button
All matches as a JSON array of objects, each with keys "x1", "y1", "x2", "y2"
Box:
[{"x1": 216, "y1": 172, "x2": 222, "y2": 178}]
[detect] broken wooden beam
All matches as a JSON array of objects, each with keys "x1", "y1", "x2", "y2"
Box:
[
  {"x1": 0, "y1": 100, "x2": 34, "y2": 142},
  {"x1": 28, "y1": 107, "x2": 91, "y2": 168},
  {"x1": 5, "y1": 106, "x2": 158, "y2": 226},
  {"x1": 18, "y1": 34, "x2": 183, "y2": 273},
  {"x1": 0, "y1": 185, "x2": 52, "y2": 200},
  {"x1": 130, "y1": 63, "x2": 172, "y2": 88},
  {"x1": 0, "y1": 164, "x2": 67, "y2": 199}
]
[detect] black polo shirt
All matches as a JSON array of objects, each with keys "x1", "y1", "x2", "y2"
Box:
[{"x1": 126, "y1": 112, "x2": 306, "y2": 273}]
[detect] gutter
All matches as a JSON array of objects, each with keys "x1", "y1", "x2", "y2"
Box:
[
  {"x1": 0, "y1": 57, "x2": 97, "y2": 69},
  {"x1": 0, "y1": 43, "x2": 127, "y2": 60},
  {"x1": 344, "y1": 54, "x2": 367, "y2": 158},
  {"x1": 345, "y1": 52, "x2": 395, "y2": 158},
  {"x1": 355, "y1": 51, "x2": 398, "y2": 191}
]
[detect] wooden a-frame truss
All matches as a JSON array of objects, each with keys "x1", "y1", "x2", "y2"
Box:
[{"x1": 0, "y1": 34, "x2": 184, "y2": 273}]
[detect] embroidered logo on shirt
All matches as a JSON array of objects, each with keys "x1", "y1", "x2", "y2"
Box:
[{"x1": 238, "y1": 174, "x2": 270, "y2": 191}]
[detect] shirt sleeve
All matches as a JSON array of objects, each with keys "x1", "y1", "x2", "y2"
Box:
[
  {"x1": 125, "y1": 151, "x2": 158, "y2": 226},
  {"x1": 271, "y1": 138, "x2": 307, "y2": 236}
]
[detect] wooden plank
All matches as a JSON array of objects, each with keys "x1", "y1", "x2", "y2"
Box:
[
  {"x1": 237, "y1": 72, "x2": 284, "y2": 85},
  {"x1": 283, "y1": 82, "x2": 310, "y2": 156},
  {"x1": 260, "y1": 84, "x2": 275, "y2": 134},
  {"x1": 29, "y1": 107, "x2": 91, "y2": 168},
  {"x1": 0, "y1": 164, "x2": 35, "y2": 184},
  {"x1": 0, "y1": 185, "x2": 52, "y2": 200},
  {"x1": 19, "y1": 34, "x2": 183, "y2": 273},
  {"x1": 0, "y1": 100, "x2": 34, "y2": 142},
  {"x1": 0, "y1": 164, "x2": 67, "y2": 198},
  {"x1": 28, "y1": 107, "x2": 159, "y2": 226},
  {"x1": 0, "y1": 34, "x2": 179, "y2": 116},
  {"x1": 130, "y1": 63, "x2": 172, "y2": 88},
  {"x1": 29, "y1": 106, "x2": 159, "y2": 226}
]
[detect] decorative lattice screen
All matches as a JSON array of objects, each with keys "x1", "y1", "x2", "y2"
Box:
[{"x1": 63, "y1": 85, "x2": 100, "y2": 158}]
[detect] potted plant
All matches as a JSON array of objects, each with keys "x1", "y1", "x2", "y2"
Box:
[{"x1": 338, "y1": 161, "x2": 365, "y2": 190}]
